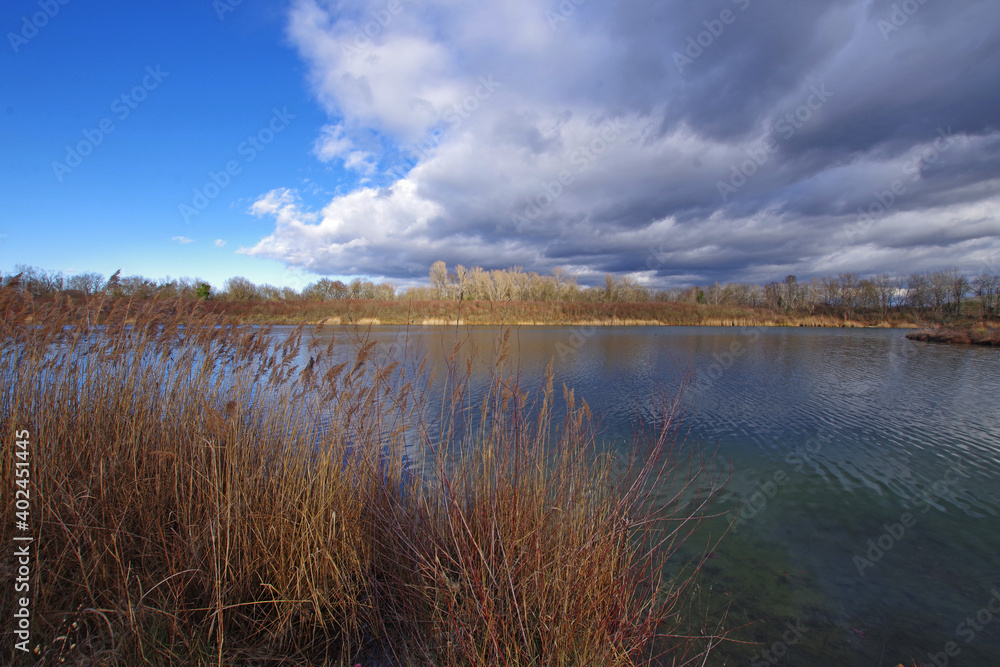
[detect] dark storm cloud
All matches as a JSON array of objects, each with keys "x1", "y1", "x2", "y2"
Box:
[{"x1": 243, "y1": 0, "x2": 1000, "y2": 287}]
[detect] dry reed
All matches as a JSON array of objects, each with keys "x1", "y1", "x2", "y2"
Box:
[
  {"x1": 0, "y1": 289, "x2": 721, "y2": 665},
  {"x1": 906, "y1": 323, "x2": 1000, "y2": 346}
]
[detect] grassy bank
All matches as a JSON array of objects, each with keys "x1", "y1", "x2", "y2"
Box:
[
  {"x1": 197, "y1": 298, "x2": 916, "y2": 329},
  {"x1": 1, "y1": 292, "x2": 721, "y2": 665},
  {"x1": 906, "y1": 322, "x2": 1000, "y2": 346}
]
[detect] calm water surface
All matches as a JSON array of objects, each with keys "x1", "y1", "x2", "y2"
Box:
[{"x1": 298, "y1": 325, "x2": 1000, "y2": 666}]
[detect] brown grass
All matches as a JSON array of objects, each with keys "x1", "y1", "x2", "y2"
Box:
[
  {"x1": 905, "y1": 323, "x2": 1000, "y2": 346},
  {"x1": 0, "y1": 289, "x2": 723, "y2": 665},
  {"x1": 177, "y1": 297, "x2": 917, "y2": 328}
]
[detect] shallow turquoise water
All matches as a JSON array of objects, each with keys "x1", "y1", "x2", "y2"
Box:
[{"x1": 297, "y1": 324, "x2": 1000, "y2": 665}]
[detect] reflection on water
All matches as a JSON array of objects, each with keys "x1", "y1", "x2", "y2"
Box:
[{"x1": 292, "y1": 324, "x2": 1000, "y2": 665}]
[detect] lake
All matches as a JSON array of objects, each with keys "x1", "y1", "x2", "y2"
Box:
[{"x1": 297, "y1": 324, "x2": 1000, "y2": 666}]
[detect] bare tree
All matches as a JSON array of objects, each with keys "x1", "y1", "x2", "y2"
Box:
[
  {"x1": 224, "y1": 276, "x2": 259, "y2": 301},
  {"x1": 429, "y1": 261, "x2": 449, "y2": 299},
  {"x1": 928, "y1": 271, "x2": 951, "y2": 316},
  {"x1": 155, "y1": 279, "x2": 180, "y2": 299},
  {"x1": 707, "y1": 281, "x2": 721, "y2": 306},
  {"x1": 838, "y1": 273, "x2": 860, "y2": 316},
  {"x1": 14, "y1": 264, "x2": 64, "y2": 297},
  {"x1": 551, "y1": 267, "x2": 569, "y2": 300},
  {"x1": 604, "y1": 274, "x2": 618, "y2": 302},
  {"x1": 820, "y1": 276, "x2": 841, "y2": 307},
  {"x1": 764, "y1": 282, "x2": 783, "y2": 310},
  {"x1": 488, "y1": 269, "x2": 512, "y2": 301},
  {"x1": 783, "y1": 275, "x2": 798, "y2": 310},
  {"x1": 257, "y1": 284, "x2": 283, "y2": 300},
  {"x1": 67, "y1": 272, "x2": 105, "y2": 295},
  {"x1": 874, "y1": 273, "x2": 897, "y2": 317},
  {"x1": 348, "y1": 277, "x2": 365, "y2": 298},
  {"x1": 949, "y1": 270, "x2": 971, "y2": 317},
  {"x1": 303, "y1": 278, "x2": 348, "y2": 301},
  {"x1": 803, "y1": 277, "x2": 823, "y2": 313},
  {"x1": 858, "y1": 278, "x2": 878, "y2": 313},
  {"x1": 113, "y1": 275, "x2": 156, "y2": 299},
  {"x1": 508, "y1": 266, "x2": 527, "y2": 301},
  {"x1": 454, "y1": 264, "x2": 471, "y2": 300},
  {"x1": 470, "y1": 266, "x2": 492, "y2": 301},
  {"x1": 905, "y1": 273, "x2": 930, "y2": 310},
  {"x1": 974, "y1": 274, "x2": 1000, "y2": 319}
]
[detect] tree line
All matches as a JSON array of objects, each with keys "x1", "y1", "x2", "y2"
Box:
[
  {"x1": 425, "y1": 262, "x2": 999, "y2": 319},
  {"x1": 4, "y1": 262, "x2": 999, "y2": 319}
]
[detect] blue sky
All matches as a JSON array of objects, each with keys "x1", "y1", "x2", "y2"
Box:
[
  {"x1": 1, "y1": 0, "x2": 341, "y2": 289},
  {"x1": 3, "y1": 0, "x2": 999, "y2": 292}
]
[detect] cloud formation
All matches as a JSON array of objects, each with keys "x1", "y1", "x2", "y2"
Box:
[
  {"x1": 242, "y1": 0, "x2": 1000, "y2": 286},
  {"x1": 172, "y1": 236, "x2": 194, "y2": 245}
]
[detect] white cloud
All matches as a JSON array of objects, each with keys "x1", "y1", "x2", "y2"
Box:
[
  {"x1": 214, "y1": 239, "x2": 227, "y2": 248},
  {"x1": 343, "y1": 150, "x2": 377, "y2": 174},
  {"x1": 313, "y1": 123, "x2": 355, "y2": 162},
  {"x1": 289, "y1": 2, "x2": 462, "y2": 143},
  {"x1": 172, "y1": 236, "x2": 193, "y2": 245},
  {"x1": 250, "y1": 0, "x2": 1000, "y2": 285},
  {"x1": 239, "y1": 180, "x2": 445, "y2": 272}
]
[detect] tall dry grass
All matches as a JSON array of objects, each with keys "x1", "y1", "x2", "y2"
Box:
[
  {"x1": 906, "y1": 322, "x2": 1000, "y2": 346},
  {"x1": 0, "y1": 289, "x2": 721, "y2": 665}
]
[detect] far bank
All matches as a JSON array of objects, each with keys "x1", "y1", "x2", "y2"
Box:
[{"x1": 204, "y1": 298, "x2": 927, "y2": 328}]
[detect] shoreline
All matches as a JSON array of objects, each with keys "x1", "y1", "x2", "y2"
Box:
[
  {"x1": 316, "y1": 317, "x2": 920, "y2": 329},
  {"x1": 906, "y1": 324, "x2": 1000, "y2": 347},
  {"x1": 8, "y1": 290, "x2": 965, "y2": 329},
  {"x1": 206, "y1": 298, "x2": 924, "y2": 329}
]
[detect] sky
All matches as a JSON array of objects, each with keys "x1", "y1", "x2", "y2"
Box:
[{"x1": 2, "y1": 0, "x2": 999, "y2": 291}]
